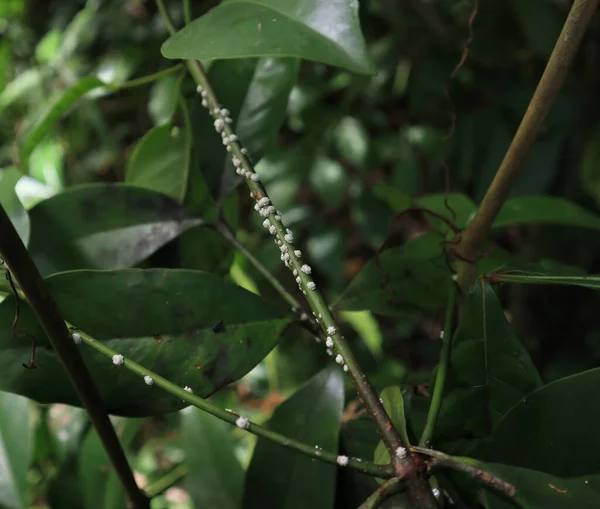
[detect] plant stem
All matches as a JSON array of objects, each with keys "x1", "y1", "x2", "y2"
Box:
[
  {"x1": 157, "y1": 5, "x2": 438, "y2": 505},
  {"x1": 358, "y1": 478, "x2": 403, "y2": 509},
  {"x1": 419, "y1": 285, "x2": 456, "y2": 446},
  {"x1": 0, "y1": 207, "x2": 149, "y2": 509},
  {"x1": 75, "y1": 325, "x2": 395, "y2": 480},
  {"x1": 116, "y1": 64, "x2": 183, "y2": 90},
  {"x1": 454, "y1": 0, "x2": 599, "y2": 291},
  {"x1": 411, "y1": 447, "x2": 516, "y2": 497},
  {"x1": 155, "y1": 0, "x2": 177, "y2": 35},
  {"x1": 144, "y1": 463, "x2": 187, "y2": 498},
  {"x1": 217, "y1": 222, "x2": 301, "y2": 310},
  {"x1": 182, "y1": 0, "x2": 191, "y2": 25}
]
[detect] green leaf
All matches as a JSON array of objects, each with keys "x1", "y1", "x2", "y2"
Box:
[
  {"x1": 178, "y1": 226, "x2": 235, "y2": 277},
  {"x1": 28, "y1": 184, "x2": 202, "y2": 276},
  {"x1": 126, "y1": 123, "x2": 190, "y2": 202},
  {"x1": 340, "y1": 310, "x2": 383, "y2": 358},
  {"x1": 148, "y1": 74, "x2": 180, "y2": 126},
  {"x1": 479, "y1": 367, "x2": 600, "y2": 477},
  {"x1": 336, "y1": 233, "x2": 451, "y2": 315},
  {"x1": 492, "y1": 196, "x2": 600, "y2": 232},
  {"x1": 79, "y1": 418, "x2": 142, "y2": 509},
  {"x1": 514, "y1": 0, "x2": 563, "y2": 58},
  {"x1": 416, "y1": 193, "x2": 477, "y2": 230},
  {"x1": 0, "y1": 269, "x2": 291, "y2": 416},
  {"x1": 19, "y1": 76, "x2": 106, "y2": 170},
  {"x1": 439, "y1": 281, "x2": 542, "y2": 439},
  {"x1": 242, "y1": 367, "x2": 344, "y2": 509},
  {"x1": 0, "y1": 391, "x2": 32, "y2": 509},
  {"x1": 482, "y1": 463, "x2": 600, "y2": 509},
  {"x1": 373, "y1": 386, "x2": 410, "y2": 477},
  {"x1": 161, "y1": 0, "x2": 375, "y2": 75},
  {"x1": 181, "y1": 407, "x2": 243, "y2": 509},
  {"x1": 0, "y1": 166, "x2": 29, "y2": 245}
]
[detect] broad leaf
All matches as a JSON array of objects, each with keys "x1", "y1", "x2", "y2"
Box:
[
  {"x1": 0, "y1": 391, "x2": 32, "y2": 509},
  {"x1": 126, "y1": 123, "x2": 190, "y2": 202},
  {"x1": 19, "y1": 76, "x2": 106, "y2": 169},
  {"x1": 416, "y1": 193, "x2": 477, "y2": 230},
  {"x1": 492, "y1": 196, "x2": 600, "y2": 232},
  {"x1": 482, "y1": 463, "x2": 600, "y2": 509},
  {"x1": 0, "y1": 166, "x2": 29, "y2": 245},
  {"x1": 181, "y1": 406, "x2": 243, "y2": 509},
  {"x1": 479, "y1": 368, "x2": 600, "y2": 477},
  {"x1": 242, "y1": 367, "x2": 344, "y2": 509},
  {"x1": 438, "y1": 281, "x2": 542, "y2": 440},
  {"x1": 28, "y1": 184, "x2": 202, "y2": 276},
  {"x1": 0, "y1": 269, "x2": 291, "y2": 416},
  {"x1": 79, "y1": 418, "x2": 142, "y2": 509},
  {"x1": 161, "y1": 0, "x2": 375, "y2": 75},
  {"x1": 336, "y1": 233, "x2": 451, "y2": 315}
]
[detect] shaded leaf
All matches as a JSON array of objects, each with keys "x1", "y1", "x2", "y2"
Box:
[
  {"x1": 242, "y1": 367, "x2": 344, "y2": 509},
  {"x1": 482, "y1": 463, "x2": 600, "y2": 509},
  {"x1": 0, "y1": 391, "x2": 32, "y2": 509},
  {"x1": 336, "y1": 233, "x2": 451, "y2": 315},
  {"x1": 161, "y1": 0, "x2": 375, "y2": 75},
  {"x1": 417, "y1": 193, "x2": 477, "y2": 230},
  {"x1": 514, "y1": 0, "x2": 563, "y2": 58},
  {"x1": 479, "y1": 367, "x2": 600, "y2": 477},
  {"x1": 492, "y1": 196, "x2": 600, "y2": 232},
  {"x1": 28, "y1": 184, "x2": 202, "y2": 276},
  {"x1": 126, "y1": 123, "x2": 190, "y2": 202},
  {"x1": 20, "y1": 76, "x2": 106, "y2": 169},
  {"x1": 79, "y1": 418, "x2": 142, "y2": 509},
  {"x1": 148, "y1": 74, "x2": 180, "y2": 125},
  {"x1": 439, "y1": 281, "x2": 542, "y2": 439},
  {"x1": 181, "y1": 406, "x2": 243, "y2": 509},
  {"x1": 0, "y1": 166, "x2": 29, "y2": 245},
  {"x1": 0, "y1": 269, "x2": 291, "y2": 416}
]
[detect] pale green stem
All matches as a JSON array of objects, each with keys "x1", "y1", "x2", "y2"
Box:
[{"x1": 115, "y1": 64, "x2": 183, "y2": 90}]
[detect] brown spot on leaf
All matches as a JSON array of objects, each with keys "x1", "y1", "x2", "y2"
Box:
[
  {"x1": 194, "y1": 364, "x2": 202, "y2": 370},
  {"x1": 548, "y1": 484, "x2": 567, "y2": 494}
]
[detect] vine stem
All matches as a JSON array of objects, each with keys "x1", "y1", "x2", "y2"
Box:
[
  {"x1": 419, "y1": 285, "x2": 456, "y2": 446},
  {"x1": 156, "y1": 3, "x2": 438, "y2": 505},
  {"x1": 358, "y1": 477, "x2": 403, "y2": 509},
  {"x1": 454, "y1": 0, "x2": 599, "y2": 291},
  {"x1": 0, "y1": 206, "x2": 150, "y2": 509},
  {"x1": 73, "y1": 325, "x2": 395, "y2": 480},
  {"x1": 115, "y1": 63, "x2": 183, "y2": 90}
]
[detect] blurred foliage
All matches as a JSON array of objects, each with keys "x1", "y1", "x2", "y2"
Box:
[{"x1": 2, "y1": 0, "x2": 600, "y2": 507}]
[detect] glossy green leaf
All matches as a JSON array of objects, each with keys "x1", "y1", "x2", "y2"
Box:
[
  {"x1": 242, "y1": 367, "x2": 344, "y2": 509},
  {"x1": 126, "y1": 123, "x2": 190, "y2": 202},
  {"x1": 479, "y1": 368, "x2": 600, "y2": 477},
  {"x1": 0, "y1": 269, "x2": 291, "y2": 416},
  {"x1": 79, "y1": 418, "x2": 142, "y2": 509},
  {"x1": 148, "y1": 74, "x2": 180, "y2": 125},
  {"x1": 336, "y1": 233, "x2": 451, "y2": 315},
  {"x1": 161, "y1": 0, "x2": 375, "y2": 75},
  {"x1": 0, "y1": 391, "x2": 32, "y2": 509},
  {"x1": 28, "y1": 184, "x2": 202, "y2": 276},
  {"x1": 482, "y1": 463, "x2": 600, "y2": 509},
  {"x1": 439, "y1": 281, "x2": 542, "y2": 439},
  {"x1": 374, "y1": 386, "x2": 410, "y2": 476},
  {"x1": 0, "y1": 166, "x2": 29, "y2": 245},
  {"x1": 20, "y1": 76, "x2": 106, "y2": 169},
  {"x1": 341, "y1": 310, "x2": 382, "y2": 358},
  {"x1": 181, "y1": 406, "x2": 243, "y2": 509},
  {"x1": 492, "y1": 196, "x2": 600, "y2": 232}
]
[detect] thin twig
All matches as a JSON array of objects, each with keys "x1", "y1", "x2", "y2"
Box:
[
  {"x1": 419, "y1": 285, "x2": 457, "y2": 446},
  {"x1": 75, "y1": 325, "x2": 396, "y2": 480},
  {"x1": 0, "y1": 206, "x2": 149, "y2": 509},
  {"x1": 358, "y1": 477, "x2": 403, "y2": 509},
  {"x1": 411, "y1": 447, "x2": 516, "y2": 498},
  {"x1": 115, "y1": 64, "x2": 183, "y2": 90},
  {"x1": 454, "y1": 0, "x2": 599, "y2": 291}
]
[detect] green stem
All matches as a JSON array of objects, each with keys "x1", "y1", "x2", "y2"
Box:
[
  {"x1": 454, "y1": 0, "x2": 599, "y2": 292},
  {"x1": 217, "y1": 223, "x2": 302, "y2": 311},
  {"x1": 115, "y1": 64, "x2": 183, "y2": 90},
  {"x1": 419, "y1": 285, "x2": 456, "y2": 446},
  {"x1": 358, "y1": 478, "x2": 403, "y2": 509},
  {"x1": 0, "y1": 207, "x2": 149, "y2": 509},
  {"x1": 144, "y1": 463, "x2": 187, "y2": 498},
  {"x1": 156, "y1": 0, "x2": 177, "y2": 35},
  {"x1": 411, "y1": 447, "x2": 516, "y2": 497},
  {"x1": 182, "y1": 0, "x2": 191, "y2": 25},
  {"x1": 75, "y1": 325, "x2": 395, "y2": 480}
]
